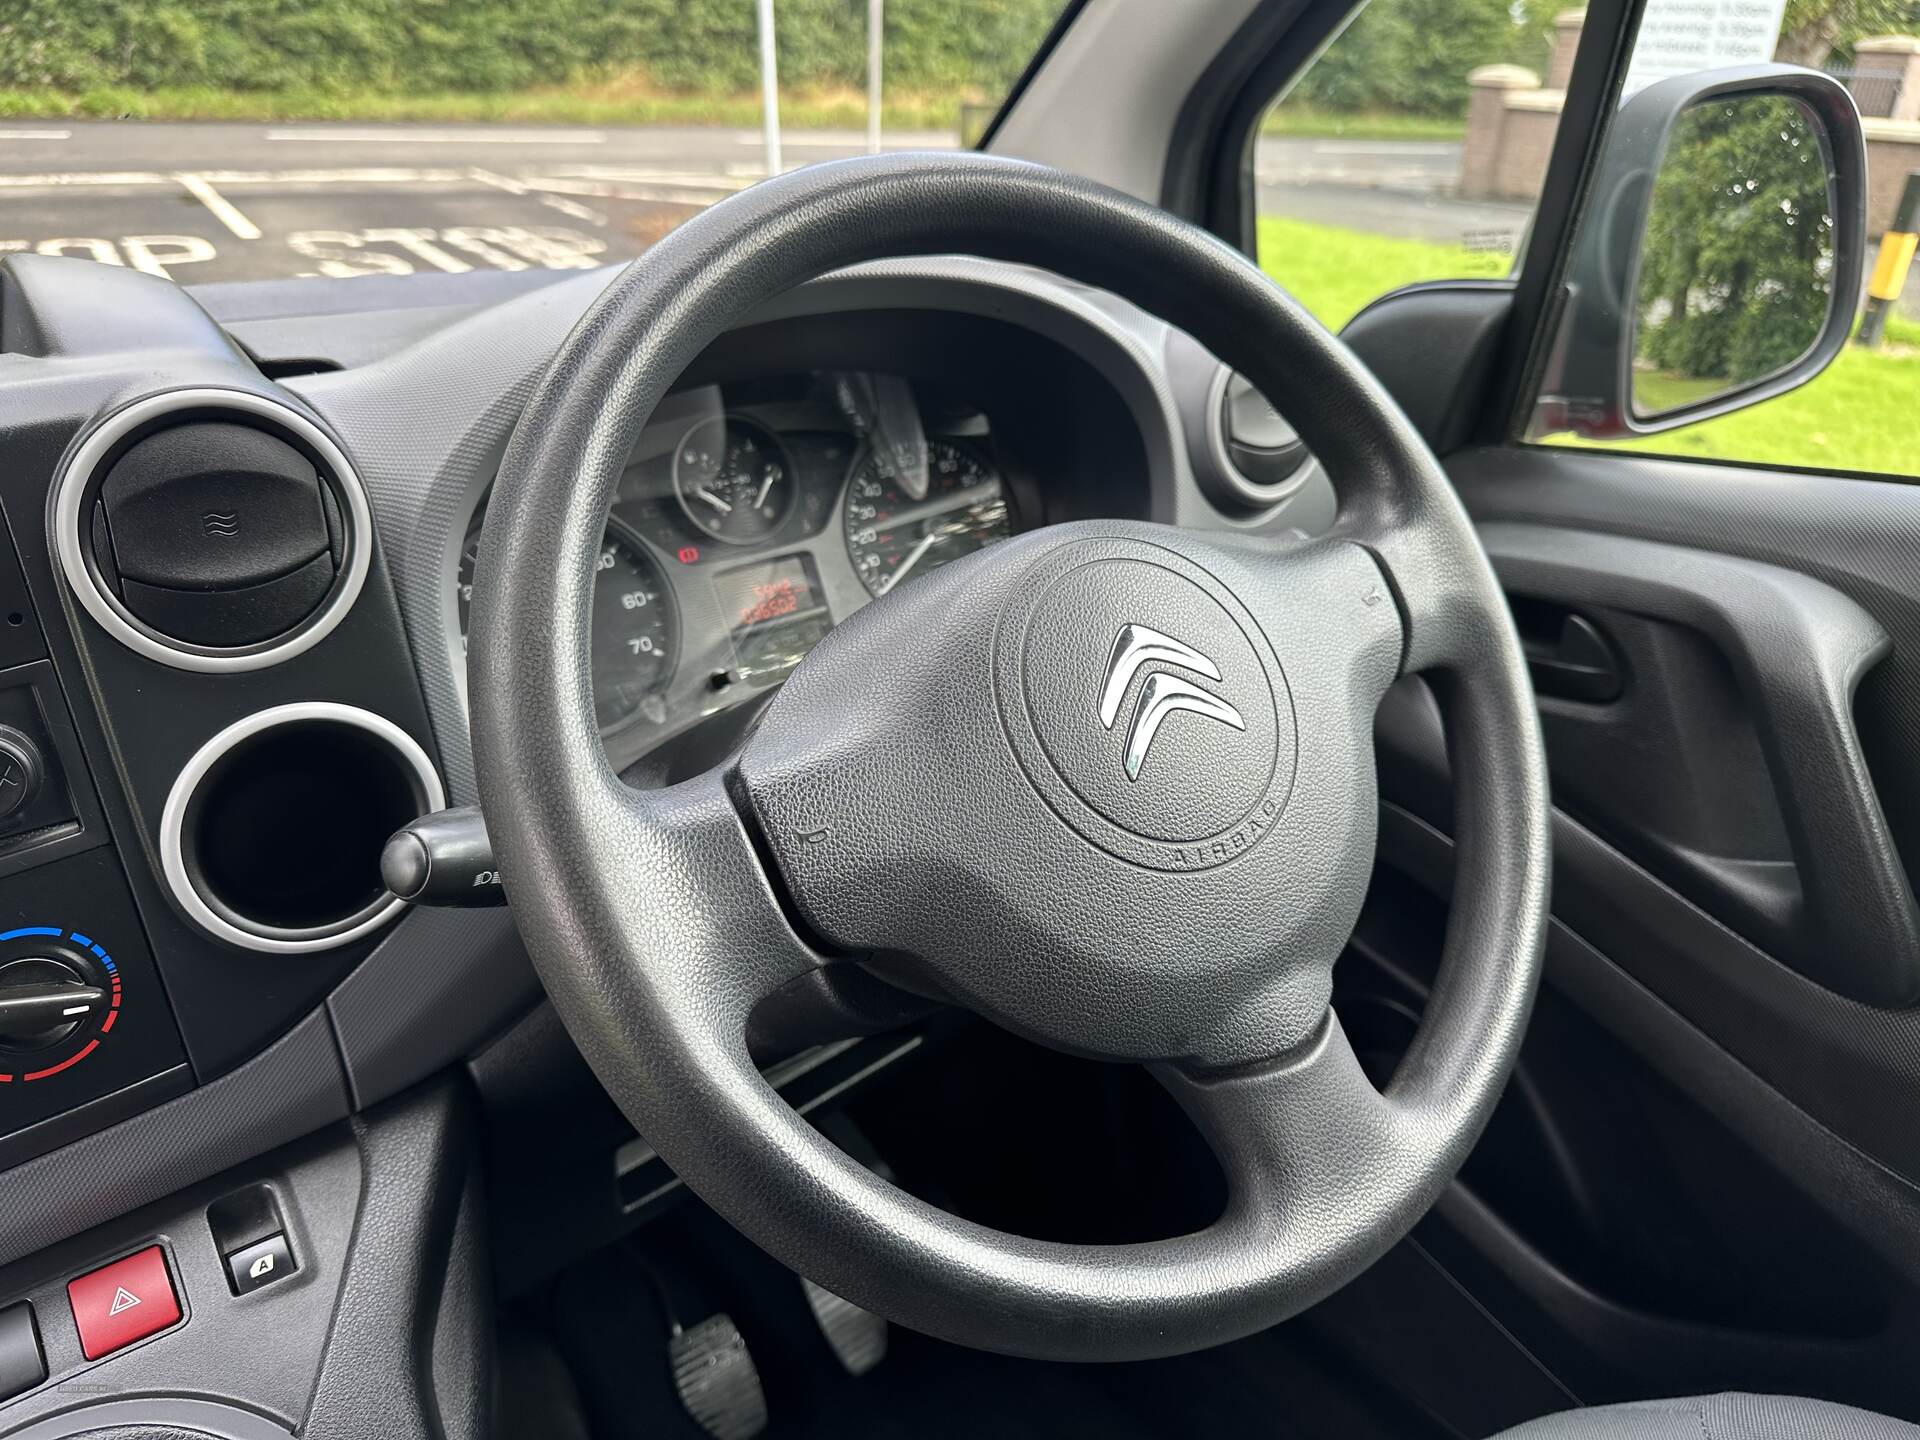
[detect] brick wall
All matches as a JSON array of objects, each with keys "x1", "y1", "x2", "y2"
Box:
[
  {"x1": 1460, "y1": 53, "x2": 1920, "y2": 236},
  {"x1": 1460, "y1": 65, "x2": 1563, "y2": 203}
]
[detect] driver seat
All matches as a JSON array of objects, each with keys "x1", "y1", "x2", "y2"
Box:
[{"x1": 1496, "y1": 1394, "x2": 1920, "y2": 1438}]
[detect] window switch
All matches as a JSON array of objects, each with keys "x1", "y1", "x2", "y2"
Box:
[
  {"x1": 0, "y1": 1302, "x2": 43, "y2": 1402},
  {"x1": 224, "y1": 1233, "x2": 295, "y2": 1295}
]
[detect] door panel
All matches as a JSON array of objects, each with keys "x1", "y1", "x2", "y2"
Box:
[
  {"x1": 1332, "y1": 288, "x2": 1920, "y2": 1428},
  {"x1": 1484, "y1": 521, "x2": 1914, "y2": 1004},
  {"x1": 1425, "y1": 449, "x2": 1920, "y2": 1191}
]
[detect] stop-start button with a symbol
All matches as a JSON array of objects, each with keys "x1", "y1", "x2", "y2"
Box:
[
  {"x1": 224, "y1": 1232, "x2": 295, "y2": 1296},
  {"x1": 67, "y1": 1245, "x2": 181, "y2": 1359}
]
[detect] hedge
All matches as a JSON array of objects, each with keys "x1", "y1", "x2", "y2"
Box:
[{"x1": 0, "y1": 0, "x2": 1060, "y2": 96}]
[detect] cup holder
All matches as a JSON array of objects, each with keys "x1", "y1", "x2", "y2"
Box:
[{"x1": 160, "y1": 703, "x2": 445, "y2": 954}]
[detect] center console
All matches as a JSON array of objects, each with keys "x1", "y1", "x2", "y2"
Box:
[{"x1": 0, "y1": 256, "x2": 533, "y2": 1439}]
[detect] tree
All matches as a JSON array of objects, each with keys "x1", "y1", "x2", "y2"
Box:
[
  {"x1": 1774, "y1": 0, "x2": 1920, "y2": 68},
  {"x1": 1634, "y1": 95, "x2": 1836, "y2": 390},
  {"x1": 1294, "y1": 0, "x2": 1549, "y2": 116}
]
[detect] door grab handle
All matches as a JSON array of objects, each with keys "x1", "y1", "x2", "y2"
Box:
[{"x1": 1518, "y1": 607, "x2": 1624, "y2": 703}]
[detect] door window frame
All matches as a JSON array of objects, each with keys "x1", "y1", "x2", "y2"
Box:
[{"x1": 1170, "y1": 0, "x2": 1652, "y2": 445}]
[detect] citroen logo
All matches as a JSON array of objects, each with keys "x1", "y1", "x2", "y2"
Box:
[{"x1": 1099, "y1": 624, "x2": 1246, "y2": 781}]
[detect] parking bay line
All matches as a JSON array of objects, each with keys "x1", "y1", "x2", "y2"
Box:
[
  {"x1": 0, "y1": 165, "x2": 743, "y2": 193},
  {"x1": 265, "y1": 128, "x2": 606, "y2": 145},
  {"x1": 0, "y1": 168, "x2": 454, "y2": 190},
  {"x1": 176, "y1": 173, "x2": 261, "y2": 240}
]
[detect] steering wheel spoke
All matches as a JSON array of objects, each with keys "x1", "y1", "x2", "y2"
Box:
[
  {"x1": 1205, "y1": 532, "x2": 1407, "y2": 724},
  {"x1": 1335, "y1": 485, "x2": 1506, "y2": 680},
  {"x1": 1157, "y1": 1015, "x2": 1416, "y2": 1253},
  {"x1": 586, "y1": 763, "x2": 840, "y2": 1043}
]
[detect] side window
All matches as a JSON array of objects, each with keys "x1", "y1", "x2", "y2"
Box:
[
  {"x1": 1252, "y1": 0, "x2": 1575, "y2": 329},
  {"x1": 1524, "y1": 0, "x2": 1920, "y2": 478}
]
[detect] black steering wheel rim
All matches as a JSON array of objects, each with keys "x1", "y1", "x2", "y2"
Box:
[{"x1": 470, "y1": 152, "x2": 1550, "y2": 1362}]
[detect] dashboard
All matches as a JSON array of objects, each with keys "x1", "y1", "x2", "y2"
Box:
[
  {"x1": 456, "y1": 372, "x2": 1020, "y2": 770},
  {"x1": 0, "y1": 250, "x2": 1337, "y2": 1433}
]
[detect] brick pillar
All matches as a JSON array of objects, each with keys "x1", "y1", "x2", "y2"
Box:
[
  {"x1": 1853, "y1": 36, "x2": 1920, "y2": 122},
  {"x1": 1462, "y1": 65, "x2": 1542, "y2": 199},
  {"x1": 1546, "y1": 10, "x2": 1586, "y2": 91}
]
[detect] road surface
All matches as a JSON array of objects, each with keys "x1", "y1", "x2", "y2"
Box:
[{"x1": 0, "y1": 120, "x2": 1524, "y2": 286}]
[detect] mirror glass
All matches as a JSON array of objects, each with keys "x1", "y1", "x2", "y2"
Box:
[{"x1": 1631, "y1": 93, "x2": 1837, "y2": 420}]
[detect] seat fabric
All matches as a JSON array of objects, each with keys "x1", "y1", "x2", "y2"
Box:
[{"x1": 1495, "y1": 1394, "x2": 1920, "y2": 1440}]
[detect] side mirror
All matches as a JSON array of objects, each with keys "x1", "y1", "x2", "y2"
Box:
[{"x1": 1539, "y1": 65, "x2": 1866, "y2": 439}]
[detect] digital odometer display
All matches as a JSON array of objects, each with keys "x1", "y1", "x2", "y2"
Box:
[{"x1": 712, "y1": 553, "x2": 831, "y2": 679}]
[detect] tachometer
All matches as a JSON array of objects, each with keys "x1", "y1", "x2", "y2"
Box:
[
  {"x1": 458, "y1": 514, "x2": 677, "y2": 735},
  {"x1": 843, "y1": 438, "x2": 1010, "y2": 597},
  {"x1": 673, "y1": 416, "x2": 796, "y2": 545}
]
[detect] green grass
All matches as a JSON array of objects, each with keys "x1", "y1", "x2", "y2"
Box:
[
  {"x1": 1257, "y1": 215, "x2": 1511, "y2": 331},
  {"x1": 1260, "y1": 106, "x2": 1466, "y2": 141},
  {"x1": 0, "y1": 81, "x2": 1451, "y2": 141},
  {"x1": 0, "y1": 84, "x2": 1463, "y2": 141},
  {"x1": 1259, "y1": 214, "x2": 1920, "y2": 479},
  {"x1": 1628, "y1": 367, "x2": 1729, "y2": 414},
  {"x1": 1564, "y1": 339, "x2": 1920, "y2": 475},
  {"x1": 0, "y1": 84, "x2": 969, "y2": 132}
]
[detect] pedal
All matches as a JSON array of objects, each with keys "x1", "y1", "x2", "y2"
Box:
[
  {"x1": 802, "y1": 1277, "x2": 889, "y2": 1376},
  {"x1": 668, "y1": 1313, "x2": 768, "y2": 1440}
]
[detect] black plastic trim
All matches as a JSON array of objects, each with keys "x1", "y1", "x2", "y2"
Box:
[
  {"x1": 1161, "y1": 0, "x2": 1344, "y2": 242},
  {"x1": 1341, "y1": 282, "x2": 1516, "y2": 458},
  {"x1": 1483, "y1": 521, "x2": 1916, "y2": 1003},
  {"x1": 0, "y1": 1012, "x2": 348, "y2": 1269},
  {"x1": 1479, "y1": 0, "x2": 1645, "y2": 442}
]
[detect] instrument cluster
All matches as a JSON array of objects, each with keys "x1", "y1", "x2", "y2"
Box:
[{"x1": 457, "y1": 370, "x2": 1015, "y2": 768}]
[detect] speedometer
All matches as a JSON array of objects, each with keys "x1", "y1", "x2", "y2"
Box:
[
  {"x1": 458, "y1": 513, "x2": 677, "y2": 736},
  {"x1": 843, "y1": 438, "x2": 1010, "y2": 597}
]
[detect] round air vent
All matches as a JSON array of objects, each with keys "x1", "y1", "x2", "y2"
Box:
[
  {"x1": 160, "y1": 703, "x2": 444, "y2": 954},
  {"x1": 54, "y1": 389, "x2": 373, "y2": 671},
  {"x1": 1206, "y1": 369, "x2": 1312, "y2": 509}
]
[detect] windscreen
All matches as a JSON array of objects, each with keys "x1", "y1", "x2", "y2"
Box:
[{"x1": 0, "y1": 0, "x2": 1070, "y2": 286}]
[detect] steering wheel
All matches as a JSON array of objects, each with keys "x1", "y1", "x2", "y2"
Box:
[{"x1": 469, "y1": 153, "x2": 1550, "y2": 1363}]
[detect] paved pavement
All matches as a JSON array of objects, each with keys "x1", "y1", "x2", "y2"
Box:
[{"x1": 0, "y1": 120, "x2": 1525, "y2": 286}]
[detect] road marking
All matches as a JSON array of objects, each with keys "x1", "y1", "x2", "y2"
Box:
[
  {"x1": 121, "y1": 235, "x2": 217, "y2": 276},
  {"x1": 1, "y1": 235, "x2": 217, "y2": 279},
  {"x1": 265, "y1": 127, "x2": 606, "y2": 145},
  {"x1": 176, "y1": 173, "x2": 261, "y2": 239},
  {"x1": 467, "y1": 166, "x2": 528, "y2": 194},
  {"x1": 0, "y1": 171, "x2": 173, "y2": 188},
  {"x1": 0, "y1": 164, "x2": 743, "y2": 194},
  {"x1": 0, "y1": 129, "x2": 69, "y2": 141},
  {"x1": 287, "y1": 225, "x2": 605, "y2": 278},
  {"x1": 1306, "y1": 142, "x2": 1458, "y2": 155},
  {"x1": 539, "y1": 164, "x2": 750, "y2": 187},
  {"x1": 0, "y1": 168, "x2": 463, "y2": 190},
  {"x1": 539, "y1": 194, "x2": 607, "y2": 225},
  {"x1": 360, "y1": 227, "x2": 474, "y2": 273},
  {"x1": 523, "y1": 175, "x2": 743, "y2": 207},
  {"x1": 202, "y1": 167, "x2": 468, "y2": 186}
]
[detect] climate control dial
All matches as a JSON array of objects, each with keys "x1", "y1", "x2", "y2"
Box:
[{"x1": 0, "y1": 955, "x2": 107, "y2": 1054}]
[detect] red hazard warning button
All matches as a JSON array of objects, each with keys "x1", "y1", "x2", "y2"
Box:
[{"x1": 67, "y1": 1246, "x2": 180, "y2": 1359}]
